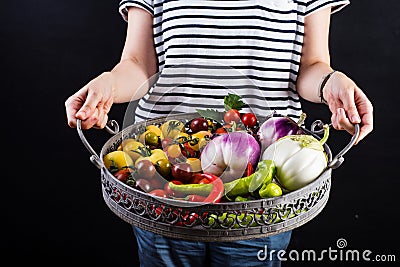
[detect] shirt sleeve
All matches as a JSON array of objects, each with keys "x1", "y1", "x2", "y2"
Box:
[
  {"x1": 119, "y1": 0, "x2": 154, "y2": 21},
  {"x1": 305, "y1": 0, "x2": 350, "y2": 16}
]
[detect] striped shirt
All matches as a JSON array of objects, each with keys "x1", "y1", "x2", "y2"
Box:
[{"x1": 119, "y1": 0, "x2": 350, "y2": 122}]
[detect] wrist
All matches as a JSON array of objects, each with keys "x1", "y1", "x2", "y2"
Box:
[{"x1": 318, "y1": 70, "x2": 336, "y2": 104}]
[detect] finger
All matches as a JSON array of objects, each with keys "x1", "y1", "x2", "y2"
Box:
[
  {"x1": 356, "y1": 111, "x2": 374, "y2": 145},
  {"x1": 75, "y1": 87, "x2": 102, "y2": 120},
  {"x1": 93, "y1": 114, "x2": 109, "y2": 130},
  {"x1": 100, "y1": 113, "x2": 109, "y2": 129},
  {"x1": 337, "y1": 108, "x2": 356, "y2": 135},
  {"x1": 341, "y1": 87, "x2": 361, "y2": 124},
  {"x1": 98, "y1": 97, "x2": 113, "y2": 128},
  {"x1": 80, "y1": 108, "x2": 100, "y2": 130},
  {"x1": 103, "y1": 97, "x2": 113, "y2": 114},
  {"x1": 330, "y1": 111, "x2": 339, "y2": 130},
  {"x1": 95, "y1": 108, "x2": 107, "y2": 129},
  {"x1": 65, "y1": 93, "x2": 86, "y2": 128}
]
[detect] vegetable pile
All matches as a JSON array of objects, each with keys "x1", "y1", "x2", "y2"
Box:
[{"x1": 103, "y1": 93, "x2": 330, "y2": 204}]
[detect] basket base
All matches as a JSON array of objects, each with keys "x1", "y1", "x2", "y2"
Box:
[{"x1": 102, "y1": 188, "x2": 330, "y2": 242}]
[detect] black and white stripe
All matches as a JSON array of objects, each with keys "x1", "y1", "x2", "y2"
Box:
[{"x1": 119, "y1": 0, "x2": 350, "y2": 122}]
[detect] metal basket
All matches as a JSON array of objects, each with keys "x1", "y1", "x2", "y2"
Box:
[{"x1": 77, "y1": 112, "x2": 359, "y2": 242}]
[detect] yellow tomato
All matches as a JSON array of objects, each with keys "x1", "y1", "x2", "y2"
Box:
[
  {"x1": 186, "y1": 157, "x2": 202, "y2": 173},
  {"x1": 175, "y1": 132, "x2": 190, "y2": 143},
  {"x1": 135, "y1": 148, "x2": 168, "y2": 166},
  {"x1": 160, "y1": 120, "x2": 185, "y2": 139},
  {"x1": 146, "y1": 125, "x2": 164, "y2": 139},
  {"x1": 121, "y1": 139, "x2": 145, "y2": 162},
  {"x1": 103, "y1": 151, "x2": 134, "y2": 171},
  {"x1": 166, "y1": 144, "x2": 182, "y2": 159},
  {"x1": 189, "y1": 131, "x2": 212, "y2": 151}
]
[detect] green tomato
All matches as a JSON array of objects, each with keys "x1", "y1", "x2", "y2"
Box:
[
  {"x1": 145, "y1": 131, "x2": 159, "y2": 147},
  {"x1": 155, "y1": 158, "x2": 171, "y2": 178}
]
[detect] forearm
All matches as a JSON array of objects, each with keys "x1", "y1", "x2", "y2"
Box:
[
  {"x1": 110, "y1": 7, "x2": 157, "y2": 103},
  {"x1": 296, "y1": 61, "x2": 333, "y2": 103},
  {"x1": 110, "y1": 58, "x2": 155, "y2": 103}
]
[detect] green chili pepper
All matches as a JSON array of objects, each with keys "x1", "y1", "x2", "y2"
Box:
[
  {"x1": 224, "y1": 173, "x2": 254, "y2": 197},
  {"x1": 168, "y1": 182, "x2": 213, "y2": 197},
  {"x1": 248, "y1": 160, "x2": 276, "y2": 192},
  {"x1": 259, "y1": 182, "x2": 283, "y2": 199},
  {"x1": 207, "y1": 209, "x2": 303, "y2": 228},
  {"x1": 168, "y1": 173, "x2": 224, "y2": 203},
  {"x1": 234, "y1": 196, "x2": 250, "y2": 202},
  {"x1": 225, "y1": 159, "x2": 275, "y2": 198}
]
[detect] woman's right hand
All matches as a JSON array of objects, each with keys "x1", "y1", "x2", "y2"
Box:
[{"x1": 65, "y1": 71, "x2": 115, "y2": 129}]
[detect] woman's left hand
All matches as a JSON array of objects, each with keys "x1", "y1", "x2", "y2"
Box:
[{"x1": 323, "y1": 71, "x2": 373, "y2": 144}]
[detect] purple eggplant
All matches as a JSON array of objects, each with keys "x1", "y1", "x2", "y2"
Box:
[
  {"x1": 257, "y1": 112, "x2": 306, "y2": 151},
  {"x1": 201, "y1": 131, "x2": 261, "y2": 183}
]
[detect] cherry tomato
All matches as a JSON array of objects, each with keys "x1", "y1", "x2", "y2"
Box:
[
  {"x1": 189, "y1": 117, "x2": 209, "y2": 133},
  {"x1": 148, "y1": 189, "x2": 167, "y2": 198},
  {"x1": 161, "y1": 137, "x2": 174, "y2": 149},
  {"x1": 223, "y1": 124, "x2": 243, "y2": 132},
  {"x1": 155, "y1": 158, "x2": 171, "y2": 178},
  {"x1": 136, "y1": 159, "x2": 156, "y2": 179},
  {"x1": 145, "y1": 131, "x2": 159, "y2": 147},
  {"x1": 241, "y1": 112, "x2": 257, "y2": 128},
  {"x1": 113, "y1": 168, "x2": 134, "y2": 183},
  {"x1": 149, "y1": 172, "x2": 167, "y2": 189},
  {"x1": 189, "y1": 131, "x2": 212, "y2": 151},
  {"x1": 166, "y1": 144, "x2": 182, "y2": 159},
  {"x1": 181, "y1": 143, "x2": 199, "y2": 158},
  {"x1": 135, "y1": 178, "x2": 153, "y2": 192},
  {"x1": 186, "y1": 158, "x2": 202, "y2": 173},
  {"x1": 214, "y1": 127, "x2": 227, "y2": 134},
  {"x1": 224, "y1": 109, "x2": 241, "y2": 124},
  {"x1": 171, "y1": 162, "x2": 193, "y2": 182}
]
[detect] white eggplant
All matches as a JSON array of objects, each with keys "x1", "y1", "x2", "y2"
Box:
[{"x1": 261, "y1": 125, "x2": 329, "y2": 191}]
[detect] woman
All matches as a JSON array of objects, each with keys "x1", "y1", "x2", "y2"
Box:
[{"x1": 65, "y1": 1, "x2": 373, "y2": 266}]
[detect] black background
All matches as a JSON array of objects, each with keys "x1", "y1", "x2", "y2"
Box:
[{"x1": 1, "y1": 1, "x2": 399, "y2": 266}]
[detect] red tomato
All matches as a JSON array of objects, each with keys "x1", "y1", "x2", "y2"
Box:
[
  {"x1": 161, "y1": 137, "x2": 174, "y2": 150},
  {"x1": 214, "y1": 127, "x2": 227, "y2": 134},
  {"x1": 224, "y1": 109, "x2": 241, "y2": 124},
  {"x1": 189, "y1": 117, "x2": 209, "y2": 133},
  {"x1": 171, "y1": 162, "x2": 193, "y2": 182},
  {"x1": 136, "y1": 160, "x2": 156, "y2": 179},
  {"x1": 135, "y1": 178, "x2": 153, "y2": 192},
  {"x1": 113, "y1": 168, "x2": 134, "y2": 183},
  {"x1": 181, "y1": 143, "x2": 199, "y2": 158},
  {"x1": 241, "y1": 113, "x2": 257, "y2": 128},
  {"x1": 149, "y1": 172, "x2": 167, "y2": 190}
]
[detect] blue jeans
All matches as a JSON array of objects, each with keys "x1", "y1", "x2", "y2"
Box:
[{"x1": 132, "y1": 226, "x2": 292, "y2": 267}]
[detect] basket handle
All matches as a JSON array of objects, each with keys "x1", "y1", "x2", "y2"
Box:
[
  {"x1": 76, "y1": 119, "x2": 120, "y2": 169},
  {"x1": 310, "y1": 120, "x2": 360, "y2": 169}
]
